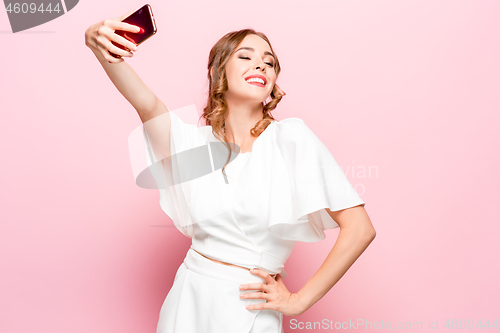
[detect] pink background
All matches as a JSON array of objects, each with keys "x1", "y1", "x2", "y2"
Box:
[{"x1": 1, "y1": 0, "x2": 499, "y2": 332}]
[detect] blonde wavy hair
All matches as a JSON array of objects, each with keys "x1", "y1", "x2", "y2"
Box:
[{"x1": 199, "y1": 28, "x2": 286, "y2": 179}]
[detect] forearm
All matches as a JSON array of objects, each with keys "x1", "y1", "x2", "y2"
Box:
[
  {"x1": 297, "y1": 226, "x2": 376, "y2": 311},
  {"x1": 90, "y1": 48, "x2": 158, "y2": 115}
]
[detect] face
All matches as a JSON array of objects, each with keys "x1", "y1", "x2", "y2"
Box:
[{"x1": 223, "y1": 34, "x2": 277, "y2": 105}]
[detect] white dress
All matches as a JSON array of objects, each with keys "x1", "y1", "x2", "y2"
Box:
[{"x1": 129, "y1": 104, "x2": 366, "y2": 333}]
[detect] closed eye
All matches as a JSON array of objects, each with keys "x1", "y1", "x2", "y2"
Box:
[{"x1": 239, "y1": 56, "x2": 274, "y2": 67}]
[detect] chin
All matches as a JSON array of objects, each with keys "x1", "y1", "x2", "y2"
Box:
[{"x1": 228, "y1": 89, "x2": 269, "y2": 104}]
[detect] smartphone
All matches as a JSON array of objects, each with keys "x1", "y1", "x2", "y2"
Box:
[{"x1": 109, "y1": 4, "x2": 157, "y2": 58}]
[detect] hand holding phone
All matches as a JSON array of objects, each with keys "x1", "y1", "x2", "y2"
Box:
[{"x1": 109, "y1": 4, "x2": 157, "y2": 59}]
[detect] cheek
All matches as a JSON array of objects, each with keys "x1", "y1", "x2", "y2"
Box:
[
  {"x1": 269, "y1": 78, "x2": 277, "y2": 89},
  {"x1": 225, "y1": 68, "x2": 240, "y2": 84},
  {"x1": 227, "y1": 74, "x2": 241, "y2": 89}
]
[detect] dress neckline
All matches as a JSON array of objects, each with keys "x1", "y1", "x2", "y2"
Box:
[{"x1": 234, "y1": 120, "x2": 276, "y2": 154}]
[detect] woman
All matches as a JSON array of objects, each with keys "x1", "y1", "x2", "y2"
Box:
[{"x1": 85, "y1": 9, "x2": 376, "y2": 333}]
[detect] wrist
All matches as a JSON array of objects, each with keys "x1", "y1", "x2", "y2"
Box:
[{"x1": 296, "y1": 290, "x2": 314, "y2": 314}]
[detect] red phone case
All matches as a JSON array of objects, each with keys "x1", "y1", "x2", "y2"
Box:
[{"x1": 109, "y1": 4, "x2": 157, "y2": 59}]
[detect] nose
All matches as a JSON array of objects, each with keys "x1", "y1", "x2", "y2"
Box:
[{"x1": 255, "y1": 61, "x2": 266, "y2": 71}]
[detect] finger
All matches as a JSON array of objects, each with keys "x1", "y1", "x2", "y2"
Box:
[
  {"x1": 103, "y1": 39, "x2": 134, "y2": 57},
  {"x1": 108, "y1": 32, "x2": 138, "y2": 52},
  {"x1": 246, "y1": 301, "x2": 271, "y2": 311},
  {"x1": 241, "y1": 283, "x2": 272, "y2": 295},
  {"x1": 116, "y1": 10, "x2": 142, "y2": 34},
  {"x1": 250, "y1": 268, "x2": 268, "y2": 278},
  {"x1": 107, "y1": 57, "x2": 124, "y2": 64},
  {"x1": 108, "y1": 58, "x2": 125, "y2": 64},
  {"x1": 110, "y1": 20, "x2": 142, "y2": 33},
  {"x1": 104, "y1": 19, "x2": 141, "y2": 35},
  {"x1": 240, "y1": 282, "x2": 266, "y2": 291},
  {"x1": 250, "y1": 268, "x2": 273, "y2": 283},
  {"x1": 240, "y1": 291, "x2": 270, "y2": 300},
  {"x1": 118, "y1": 22, "x2": 142, "y2": 34},
  {"x1": 96, "y1": 44, "x2": 124, "y2": 63}
]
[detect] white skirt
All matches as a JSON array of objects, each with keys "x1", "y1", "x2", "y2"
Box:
[{"x1": 156, "y1": 247, "x2": 284, "y2": 333}]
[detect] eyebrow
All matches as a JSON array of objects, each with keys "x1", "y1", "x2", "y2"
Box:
[{"x1": 235, "y1": 47, "x2": 275, "y2": 61}]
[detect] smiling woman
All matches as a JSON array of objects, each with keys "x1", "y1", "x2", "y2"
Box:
[
  {"x1": 141, "y1": 29, "x2": 374, "y2": 333},
  {"x1": 86, "y1": 15, "x2": 374, "y2": 333}
]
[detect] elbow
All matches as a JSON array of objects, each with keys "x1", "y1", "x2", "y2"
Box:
[
  {"x1": 362, "y1": 226, "x2": 376, "y2": 242},
  {"x1": 361, "y1": 214, "x2": 376, "y2": 241},
  {"x1": 368, "y1": 228, "x2": 376, "y2": 241}
]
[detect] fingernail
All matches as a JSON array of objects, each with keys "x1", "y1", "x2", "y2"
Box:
[
  {"x1": 251, "y1": 268, "x2": 257, "y2": 272},
  {"x1": 239, "y1": 285, "x2": 245, "y2": 290}
]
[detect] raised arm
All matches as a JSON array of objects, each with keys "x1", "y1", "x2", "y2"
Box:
[{"x1": 84, "y1": 9, "x2": 169, "y2": 124}]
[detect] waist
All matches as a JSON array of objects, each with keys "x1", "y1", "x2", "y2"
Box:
[{"x1": 191, "y1": 248, "x2": 278, "y2": 279}]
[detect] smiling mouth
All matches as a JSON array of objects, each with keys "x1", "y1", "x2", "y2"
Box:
[
  {"x1": 245, "y1": 76, "x2": 267, "y2": 87},
  {"x1": 246, "y1": 81, "x2": 265, "y2": 87},
  {"x1": 245, "y1": 75, "x2": 267, "y2": 86}
]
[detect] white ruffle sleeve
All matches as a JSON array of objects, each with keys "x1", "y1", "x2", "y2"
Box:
[
  {"x1": 130, "y1": 104, "x2": 237, "y2": 238},
  {"x1": 129, "y1": 107, "x2": 366, "y2": 244},
  {"x1": 265, "y1": 118, "x2": 366, "y2": 242}
]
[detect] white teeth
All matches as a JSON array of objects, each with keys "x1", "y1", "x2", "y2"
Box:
[{"x1": 246, "y1": 77, "x2": 265, "y2": 85}]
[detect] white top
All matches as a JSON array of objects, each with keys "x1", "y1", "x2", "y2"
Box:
[{"x1": 135, "y1": 104, "x2": 365, "y2": 277}]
